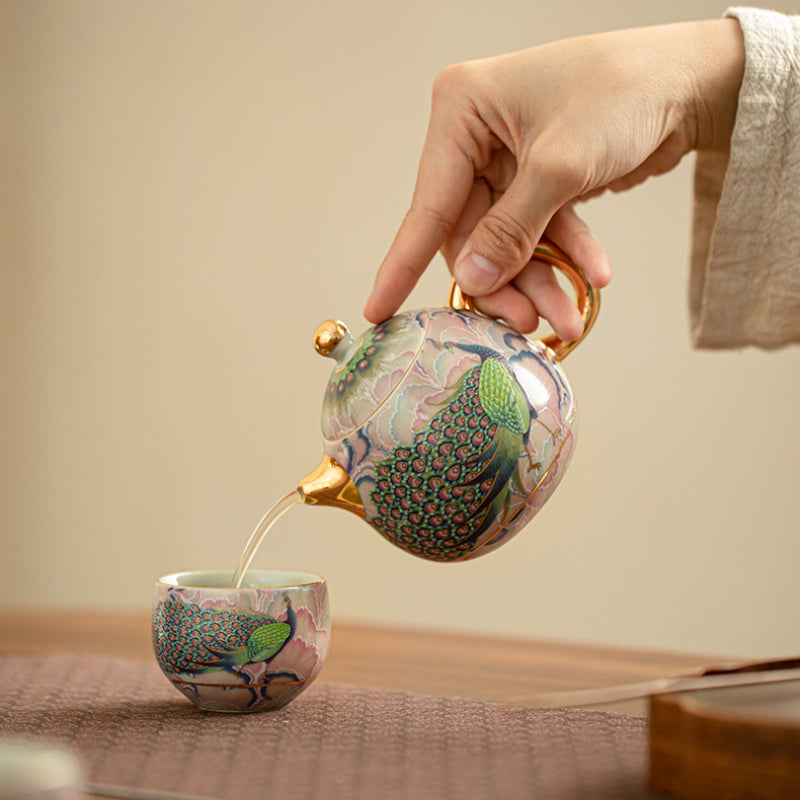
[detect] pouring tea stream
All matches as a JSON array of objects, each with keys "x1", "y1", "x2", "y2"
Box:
[{"x1": 231, "y1": 241, "x2": 599, "y2": 587}]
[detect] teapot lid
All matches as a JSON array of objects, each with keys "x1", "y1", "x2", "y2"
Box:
[{"x1": 314, "y1": 311, "x2": 427, "y2": 441}]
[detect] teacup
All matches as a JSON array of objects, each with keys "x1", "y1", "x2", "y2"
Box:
[{"x1": 152, "y1": 569, "x2": 330, "y2": 713}]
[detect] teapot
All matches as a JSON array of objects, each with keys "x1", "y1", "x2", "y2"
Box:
[{"x1": 297, "y1": 241, "x2": 599, "y2": 562}]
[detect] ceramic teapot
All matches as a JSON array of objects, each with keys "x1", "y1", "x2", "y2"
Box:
[{"x1": 298, "y1": 241, "x2": 599, "y2": 562}]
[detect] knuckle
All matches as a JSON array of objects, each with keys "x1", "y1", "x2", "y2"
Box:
[
  {"x1": 479, "y1": 207, "x2": 534, "y2": 265},
  {"x1": 406, "y1": 199, "x2": 455, "y2": 239},
  {"x1": 432, "y1": 62, "x2": 477, "y2": 100}
]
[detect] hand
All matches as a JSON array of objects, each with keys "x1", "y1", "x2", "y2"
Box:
[{"x1": 364, "y1": 19, "x2": 744, "y2": 338}]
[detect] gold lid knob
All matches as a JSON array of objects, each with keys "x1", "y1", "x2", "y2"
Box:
[{"x1": 313, "y1": 319, "x2": 347, "y2": 357}]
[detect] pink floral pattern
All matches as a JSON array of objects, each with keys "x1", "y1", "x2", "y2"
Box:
[
  {"x1": 319, "y1": 308, "x2": 578, "y2": 561},
  {"x1": 153, "y1": 573, "x2": 330, "y2": 713}
]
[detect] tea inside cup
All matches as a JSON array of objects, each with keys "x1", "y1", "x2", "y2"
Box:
[{"x1": 152, "y1": 569, "x2": 330, "y2": 713}]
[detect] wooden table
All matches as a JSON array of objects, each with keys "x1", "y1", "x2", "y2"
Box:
[
  {"x1": 0, "y1": 608, "x2": 720, "y2": 706},
  {"x1": 0, "y1": 608, "x2": 721, "y2": 799}
]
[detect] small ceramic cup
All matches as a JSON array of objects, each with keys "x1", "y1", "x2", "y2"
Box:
[{"x1": 153, "y1": 570, "x2": 330, "y2": 713}]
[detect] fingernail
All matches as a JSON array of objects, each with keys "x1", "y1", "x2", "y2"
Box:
[{"x1": 454, "y1": 253, "x2": 501, "y2": 293}]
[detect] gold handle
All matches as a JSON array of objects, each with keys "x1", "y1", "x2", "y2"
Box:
[{"x1": 447, "y1": 239, "x2": 600, "y2": 361}]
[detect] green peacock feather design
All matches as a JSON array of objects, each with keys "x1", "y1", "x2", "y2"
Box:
[
  {"x1": 153, "y1": 593, "x2": 295, "y2": 677},
  {"x1": 369, "y1": 345, "x2": 556, "y2": 561},
  {"x1": 323, "y1": 315, "x2": 414, "y2": 402}
]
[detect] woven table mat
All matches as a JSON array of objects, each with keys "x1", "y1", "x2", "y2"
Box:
[{"x1": 0, "y1": 654, "x2": 659, "y2": 800}]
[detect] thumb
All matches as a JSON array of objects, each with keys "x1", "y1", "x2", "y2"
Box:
[{"x1": 453, "y1": 168, "x2": 555, "y2": 296}]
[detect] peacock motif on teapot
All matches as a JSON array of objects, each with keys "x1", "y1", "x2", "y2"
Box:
[{"x1": 298, "y1": 242, "x2": 599, "y2": 562}]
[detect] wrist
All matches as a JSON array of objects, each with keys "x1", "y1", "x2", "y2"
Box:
[{"x1": 688, "y1": 18, "x2": 745, "y2": 152}]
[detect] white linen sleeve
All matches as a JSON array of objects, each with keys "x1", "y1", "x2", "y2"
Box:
[{"x1": 690, "y1": 6, "x2": 800, "y2": 349}]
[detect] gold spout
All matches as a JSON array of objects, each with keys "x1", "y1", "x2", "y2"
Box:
[{"x1": 298, "y1": 455, "x2": 366, "y2": 519}]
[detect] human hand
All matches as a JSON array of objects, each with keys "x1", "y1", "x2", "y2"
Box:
[{"x1": 364, "y1": 19, "x2": 744, "y2": 339}]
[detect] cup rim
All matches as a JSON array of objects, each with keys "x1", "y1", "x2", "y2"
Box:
[{"x1": 157, "y1": 569, "x2": 325, "y2": 590}]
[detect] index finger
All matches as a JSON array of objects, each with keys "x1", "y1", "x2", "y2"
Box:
[{"x1": 363, "y1": 124, "x2": 477, "y2": 322}]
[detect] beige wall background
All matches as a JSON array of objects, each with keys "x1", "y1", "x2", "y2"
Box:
[{"x1": 3, "y1": 0, "x2": 799, "y2": 659}]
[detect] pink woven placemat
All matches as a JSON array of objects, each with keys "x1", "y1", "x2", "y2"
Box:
[{"x1": 0, "y1": 654, "x2": 658, "y2": 800}]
